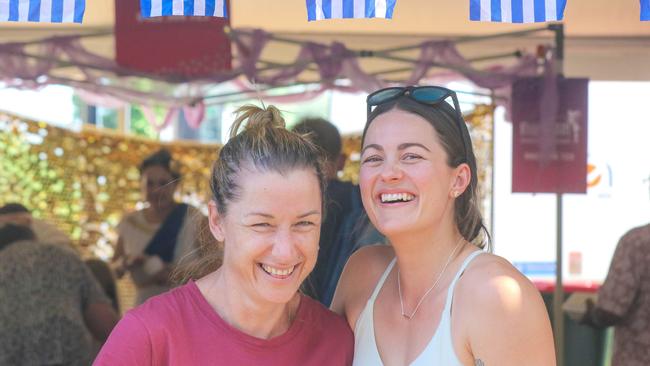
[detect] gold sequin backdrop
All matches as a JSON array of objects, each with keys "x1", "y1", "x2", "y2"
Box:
[{"x1": 0, "y1": 106, "x2": 493, "y2": 258}]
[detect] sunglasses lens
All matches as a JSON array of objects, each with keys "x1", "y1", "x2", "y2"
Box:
[
  {"x1": 411, "y1": 87, "x2": 449, "y2": 103},
  {"x1": 367, "y1": 88, "x2": 403, "y2": 106}
]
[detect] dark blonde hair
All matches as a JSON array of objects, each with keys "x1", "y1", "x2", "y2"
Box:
[
  {"x1": 174, "y1": 104, "x2": 327, "y2": 283},
  {"x1": 212, "y1": 105, "x2": 327, "y2": 215}
]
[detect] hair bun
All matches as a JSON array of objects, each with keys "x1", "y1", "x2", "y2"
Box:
[{"x1": 229, "y1": 105, "x2": 286, "y2": 139}]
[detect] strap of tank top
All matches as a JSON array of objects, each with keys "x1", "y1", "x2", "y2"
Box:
[
  {"x1": 443, "y1": 250, "x2": 485, "y2": 310},
  {"x1": 369, "y1": 257, "x2": 397, "y2": 302}
]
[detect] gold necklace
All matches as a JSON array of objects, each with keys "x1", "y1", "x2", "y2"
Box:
[{"x1": 397, "y1": 236, "x2": 464, "y2": 320}]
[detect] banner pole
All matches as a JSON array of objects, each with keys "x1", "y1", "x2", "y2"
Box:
[{"x1": 550, "y1": 23, "x2": 565, "y2": 366}]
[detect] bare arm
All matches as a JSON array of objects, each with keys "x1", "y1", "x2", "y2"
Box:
[
  {"x1": 331, "y1": 245, "x2": 394, "y2": 329},
  {"x1": 457, "y1": 257, "x2": 556, "y2": 366},
  {"x1": 112, "y1": 236, "x2": 125, "y2": 263},
  {"x1": 84, "y1": 302, "x2": 120, "y2": 342}
]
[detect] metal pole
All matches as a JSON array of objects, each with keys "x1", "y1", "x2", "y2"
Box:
[
  {"x1": 489, "y1": 91, "x2": 497, "y2": 248},
  {"x1": 551, "y1": 23, "x2": 565, "y2": 366}
]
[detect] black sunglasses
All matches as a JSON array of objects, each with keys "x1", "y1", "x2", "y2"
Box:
[{"x1": 366, "y1": 86, "x2": 469, "y2": 163}]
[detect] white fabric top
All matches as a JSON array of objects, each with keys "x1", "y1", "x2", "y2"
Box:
[
  {"x1": 353, "y1": 250, "x2": 485, "y2": 366},
  {"x1": 117, "y1": 206, "x2": 201, "y2": 304}
]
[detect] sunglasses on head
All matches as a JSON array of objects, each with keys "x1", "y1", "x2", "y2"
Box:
[{"x1": 366, "y1": 85, "x2": 469, "y2": 163}]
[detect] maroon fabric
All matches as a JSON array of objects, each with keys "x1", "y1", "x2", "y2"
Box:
[{"x1": 94, "y1": 281, "x2": 353, "y2": 366}]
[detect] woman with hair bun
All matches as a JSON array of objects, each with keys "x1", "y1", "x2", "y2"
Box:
[
  {"x1": 112, "y1": 148, "x2": 204, "y2": 305},
  {"x1": 332, "y1": 86, "x2": 555, "y2": 365},
  {"x1": 95, "y1": 105, "x2": 354, "y2": 365}
]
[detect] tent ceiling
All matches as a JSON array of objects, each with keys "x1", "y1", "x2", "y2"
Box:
[
  {"x1": 1, "y1": 0, "x2": 649, "y2": 81},
  {"x1": 2, "y1": 0, "x2": 648, "y2": 36}
]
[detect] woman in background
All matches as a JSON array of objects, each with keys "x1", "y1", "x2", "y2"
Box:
[{"x1": 112, "y1": 149, "x2": 203, "y2": 305}]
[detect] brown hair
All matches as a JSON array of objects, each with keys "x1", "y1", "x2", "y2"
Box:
[
  {"x1": 173, "y1": 104, "x2": 327, "y2": 283},
  {"x1": 364, "y1": 96, "x2": 491, "y2": 250},
  {"x1": 139, "y1": 149, "x2": 181, "y2": 181}
]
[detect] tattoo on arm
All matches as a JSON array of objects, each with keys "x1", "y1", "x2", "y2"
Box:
[{"x1": 475, "y1": 360, "x2": 485, "y2": 366}]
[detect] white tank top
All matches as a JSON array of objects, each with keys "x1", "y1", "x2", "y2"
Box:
[{"x1": 352, "y1": 250, "x2": 484, "y2": 366}]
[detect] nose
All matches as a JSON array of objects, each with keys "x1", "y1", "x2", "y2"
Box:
[
  {"x1": 379, "y1": 158, "x2": 403, "y2": 182},
  {"x1": 271, "y1": 227, "x2": 299, "y2": 262}
]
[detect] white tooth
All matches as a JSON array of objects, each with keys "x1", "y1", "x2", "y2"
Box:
[
  {"x1": 399, "y1": 193, "x2": 406, "y2": 201},
  {"x1": 390, "y1": 193, "x2": 397, "y2": 201},
  {"x1": 263, "y1": 264, "x2": 294, "y2": 276}
]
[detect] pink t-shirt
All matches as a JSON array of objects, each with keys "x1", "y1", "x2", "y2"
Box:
[{"x1": 94, "y1": 281, "x2": 353, "y2": 366}]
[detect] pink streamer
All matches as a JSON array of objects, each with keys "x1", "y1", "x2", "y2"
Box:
[
  {"x1": 182, "y1": 102, "x2": 206, "y2": 129},
  {"x1": 0, "y1": 28, "x2": 548, "y2": 131},
  {"x1": 142, "y1": 106, "x2": 179, "y2": 132}
]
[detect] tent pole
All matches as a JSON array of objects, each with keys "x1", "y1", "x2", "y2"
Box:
[
  {"x1": 550, "y1": 23, "x2": 565, "y2": 366},
  {"x1": 251, "y1": 50, "x2": 521, "y2": 78},
  {"x1": 230, "y1": 27, "x2": 547, "y2": 77},
  {"x1": 240, "y1": 25, "x2": 551, "y2": 55}
]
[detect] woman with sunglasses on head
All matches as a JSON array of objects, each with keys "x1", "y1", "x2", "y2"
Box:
[
  {"x1": 332, "y1": 86, "x2": 555, "y2": 366},
  {"x1": 95, "y1": 105, "x2": 354, "y2": 365}
]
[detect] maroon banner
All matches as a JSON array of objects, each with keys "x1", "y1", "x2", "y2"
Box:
[
  {"x1": 511, "y1": 77, "x2": 589, "y2": 193},
  {"x1": 114, "y1": 1, "x2": 231, "y2": 79}
]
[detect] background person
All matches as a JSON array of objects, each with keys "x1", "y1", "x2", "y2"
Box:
[
  {"x1": 581, "y1": 223, "x2": 650, "y2": 365},
  {"x1": 112, "y1": 149, "x2": 204, "y2": 305},
  {"x1": 95, "y1": 105, "x2": 353, "y2": 365},
  {"x1": 0, "y1": 202, "x2": 72, "y2": 248},
  {"x1": 293, "y1": 117, "x2": 383, "y2": 306},
  {"x1": 0, "y1": 223, "x2": 118, "y2": 366}
]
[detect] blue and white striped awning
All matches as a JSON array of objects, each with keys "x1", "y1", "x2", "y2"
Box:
[
  {"x1": 140, "y1": 0, "x2": 228, "y2": 18},
  {"x1": 0, "y1": 0, "x2": 85, "y2": 23},
  {"x1": 306, "y1": 0, "x2": 397, "y2": 21},
  {"x1": 470, "y1": 0, "x2": 567, "y2": 23}
]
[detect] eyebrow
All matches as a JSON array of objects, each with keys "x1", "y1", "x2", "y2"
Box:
[
  {"x1": 245, "y1": 210, "x2": 321, "y2": 219},
  {"x1": 398, "y1": 142, "x2": 431, "y2": 152},
  {"x1": 361, "y1": 144, "x2": 383, "y2": 155},
  {"x1": 361, "y1": 142, "x2": 431, "y2": 155}
]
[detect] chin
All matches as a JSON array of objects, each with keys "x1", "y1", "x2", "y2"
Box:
[
  {"x1": 258, "y1": 287, "x2": 301, "y2": 305},
  {"x1": 254, "y1": 265, "x2": 308, "y2": 305},
  {"x1": 375, "y1": 218, "x2": 417, "y2": 238}
]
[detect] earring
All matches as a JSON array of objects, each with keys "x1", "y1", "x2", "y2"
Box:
[{"x1": 453, "y1": 191, "x2": 460, "y2": 198}]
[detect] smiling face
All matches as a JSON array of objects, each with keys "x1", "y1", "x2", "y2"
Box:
[
  {"x1": 360, "y1": 108, "x2": 465, "y2": 238},
  {"x1": 208, "y1": 167, "x2": 322, "y2": 305}
]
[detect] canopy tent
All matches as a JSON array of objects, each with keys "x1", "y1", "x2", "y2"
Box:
[
  {"x1": 1, "y1": 3, "x2": 637, "y2": 363},
  {"x1": 0, "y1": 0, "x2": 649, "y2": 81}
]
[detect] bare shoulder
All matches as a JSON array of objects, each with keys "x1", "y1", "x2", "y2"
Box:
[
  {"x1": 459, "y1": 253, "x2": 537, "y2": 297},
  {"x1": 330, "y1": 245, "x2": 394, "y2": 327},
  {"x1": 454, "y1": 252, "x2": 556, "y2": 366}
]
